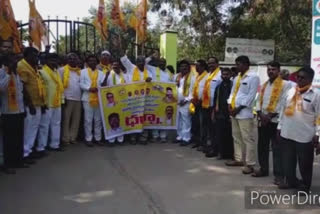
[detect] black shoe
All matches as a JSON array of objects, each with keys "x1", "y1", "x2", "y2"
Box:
[
  {"x1": 2, "y1": 167, "x2": 16, "y2": 174},
  {"x1": 95, "y1": 141, "x2": 105, "y2": 146},
  {"x1": 48, "y1": 147, "x2": 65, "y2": 152},
  {"x1": 191, "y1": 144, "x2": 199, "y2": 148},
  {"x1": 278, "y1": 182, "x2": 296, "y2": 189},
  {"x1": 23, "y1": 157, "x2": 36, "y2": 165},
  {"x1": 13, "y1": 163, "x2": 30, "y2": 169},
  {"x1": 180, "y1": 141, "x2": 190, "y2": 146},
  {"x1": 174, "y1": 139, "x2": 182, "y2": 144},
  {"x1": 28, "y1": 152, "x2": 43, "y2": 159},
  {"x1": 140, "y1": 141, "x2": 148, "y2": 145},
  {"x1": 205, "y1": 152, "x2": 218, "y2": 158},
  {"x1": 85, "y1": 141, "x2": 94, "y2": 147},
  {"x1": 36, "y1": 151, "x2": 49, "y2": 158}
]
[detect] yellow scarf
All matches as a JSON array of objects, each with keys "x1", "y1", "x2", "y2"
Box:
[
  {"x1": 192, "y1": 71, "x2": 208, "y2": 101},
  {"x1": 21, "y1": 59, "x2": 45, "y2": 103},
  {"x1": 284, "y1": 84, "x2": 312, "y2": 116},
  {"x1": 88, "y1": 68, "x2": 99, "y2": 107},
  {"x1": 111, "y1": 70, "x2": 125, "y2": 85},
  {"x1": 6, "y1": 67, "x2": 18, "y2": 112},
  {"x1": 43, "y1": 65, "x2": 64, "y2": 107},
  {"x1": 259, "y1": 76, "x2": 284, "y2": 113},
  {"x1": 132, "y1": 66, "x2": 148, "y2": 82},
  {"x1": 63, "y1": 64, "x2": 81, "y2": 89},
  {"x1": 177, "y1": 72, "x2": 193, "y2": 97},
  {"x1": 202, "y1": 67, "x2": 220, "y2": 108},
  {"x1": 100, "y1": 63, "x2": 111, "y2": 75},
  {"x1": 230, "y1": 70, "x2": 249, "y2": 110}
]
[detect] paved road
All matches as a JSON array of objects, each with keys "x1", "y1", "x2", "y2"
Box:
[{"x1": 1, "y1": 142, "x2": 320, "y2": 214}]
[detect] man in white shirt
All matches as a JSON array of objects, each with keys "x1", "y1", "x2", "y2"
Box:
[
  {"x1": 176, "y1": 60, "x2": 197, "y2": 145},
  {"x1": 190, "y1": 60, "x2": 209, "y2": 149},
  {"x1": 120, "y1": 53, "x2": 152, "y2": 145},
  {"x1": 0, "y1": 53, "x2": 25, "y2": 173},
  {"x1": 226, "y1": 56, "x2": 260, "y2": 175},
  {"x1": 104, "y1": 60, "x2": 127, "y2": 144},
  {"x1": 97, "y1": 50, "x2": 112, "y2": 75},
  {"x1": 146, "y1": 53, "x2": 174, "y2": 142},
  {"x1": 80, "y1": 54, "x2": 105, "y2": 147},
  {"x1": 252, "y1": 61, "x2": 291, "y2": 185},
  {"x1": 59, "y1": 53, "x2": 82, "y2": 145},
  {"x1": 278, "y1": 66, "x2": 320, "y2": 193}
]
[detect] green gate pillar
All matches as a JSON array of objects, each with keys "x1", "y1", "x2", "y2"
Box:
[{"x1": 160, "y1": 30, "x2": 178, "y2": 73}]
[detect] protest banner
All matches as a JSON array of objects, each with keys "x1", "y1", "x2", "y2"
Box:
[{"x1": 99, "y1": 82, "x2": 178, "y2": 140}]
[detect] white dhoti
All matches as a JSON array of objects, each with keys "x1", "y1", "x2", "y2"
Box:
[
  {"x1": 24, "y1": 107, "x2": 42, "y2": 157},
  {"x1": 83, "y1": 102, "x2": 102, "y2": 142},
  {"x1": 176, "y1": 104, "x2": 192, "y2": 142},
  {"x1": 37, "y1": 107, "x2": 62, "y2": 151}
]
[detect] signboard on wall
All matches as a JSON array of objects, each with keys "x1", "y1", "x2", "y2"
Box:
[
  {"x1": 312, "y1": 0, "x2": 320, "y2": 89},
  {"x1": 225, "y1": 38, "x2": 275, "y2": 63}
]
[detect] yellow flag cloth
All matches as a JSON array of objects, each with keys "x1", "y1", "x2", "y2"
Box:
[
  {"x1": 63, "y1": 65, "x2": 81, "y2": 89},
  {"x1": 43, "y1": 65, "x2": 64, "y2": 107},
  {"x1": 93, "y1": 0, "x2": 108, "y2": 41},
  {"x1": 29, "y1": 0, "x2": 48, "y2": 50},
  {"x1": 88, "y1": 68, "x2": 99, "y2": 107},
  {"x1": 132, "y1": 66, "x2": 148, "y2": 82},
  {"x1": 284, "y1": 84, "x2": 312, "y2": 116},
  {"x1": 231, "y1": 70, "x2": 249, "y2": 110},
  {"x1": 202, "y1": 67, "x2": 220, "y2": 108},
  {"x1": 6, "y1": 68, "x2": 18, "y2": 112},
  {"x1": 111, "y1": 0, "x2": 126, "y2": 30},
  {"x1": 259, "y1": 76, "x2": 284, "y2": 113}
]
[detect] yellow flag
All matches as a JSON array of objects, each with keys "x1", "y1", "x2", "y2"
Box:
[
  {"x1": 111, "y1": 0, "x2": 126, "y2": 30},
  {"x1": 93, "y1": 0, "x2": 108, "y2": 41},
  {"x1": 136, "y1": 0, "x2": 147, "y2": 42},
  {"x1": 0, "y1": 0, "x2": 22, "y2": 53},
  {"x1": 28, "y1": 0, "x2": 48, "y2": 50}
]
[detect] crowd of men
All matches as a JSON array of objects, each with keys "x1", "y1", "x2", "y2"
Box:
[{"x1": 0, "y1": 37, "x2": 320, "y2": 195}]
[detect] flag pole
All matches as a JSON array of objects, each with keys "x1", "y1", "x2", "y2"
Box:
[{"x1": 135, "y1": 0, "x2": 139, "y2": 59}]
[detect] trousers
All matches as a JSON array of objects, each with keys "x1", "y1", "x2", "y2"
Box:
[
  {"x1": 62, "y1": 100, "x2": 81, "y2": 143},
  {"x1": 83, "y1": 102, "x2": 102, "y2": 142},
  {"x1": 258, "y1": 122, "x2": 283, "y2": 177},
  {"x1": 2, "y1": 113, "x2": 24, "y2": 167},
  {"x1": 37, "y1": 107, "x2": 62, "y2": 151},
  {"x1": 231, "y1": 118, "x2": 256, "y2": 166},
  {"x1": 24, "y1": 107, "x2": 42, "y2": 157},
  {"x1": 177, "y1": 105, "x2": 192, "y2": 142}
]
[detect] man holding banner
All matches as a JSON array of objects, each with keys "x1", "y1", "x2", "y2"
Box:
[
  {"x1": 146, "y1": 53, "x2": 174, "y2": 142},
  {"x1": 120, "y1": 53, "x2": 153, "y2": 144}
]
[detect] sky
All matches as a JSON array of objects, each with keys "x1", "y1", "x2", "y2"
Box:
[{"x1": 10, "y1": 0, "x2": 136, "y2": 23}]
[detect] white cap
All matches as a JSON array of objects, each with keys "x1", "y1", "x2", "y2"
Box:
[{"x1": 101, "y1": 50, "x2": 111, "y2": 56}]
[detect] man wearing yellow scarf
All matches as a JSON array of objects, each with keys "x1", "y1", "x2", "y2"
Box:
[
  {"x1": 97, "y1": 50, "x2": 112, "y2": 75},
  {"x1": 120, "y1": 52, "x2": 152, "y2": 144},
  {"x1": 0, "y1": 52, "x2": 26, "y2": 173},
  {"x1": 102, "y1": 60, "x2": 128, "y2": 145},
  {"x1": 145, "y1": 51, "x2": 174, "y2": 143},
  {"x1": 80, "y1": 54, "x2": 105, "y2": 147},
  {"x1": 175, "y1": 60, "x2": 196, "y2": 145},
  {"x1": 189, "y1": 60, "x2": 209, "y2": 148},
  {"x1": 37, "y1": 53, "x2": 64, "y2": 153},
  {"x1": 17, "y1": 47, "x2": 46, "y2": 162},
  {"x1": 59, "y1": 53, "x2": 82, "y2": 146},
  {"x1": 277, "y1": 67, "x2": 320, "y2": 193},
  {"x1": 226, "y1": 56, "x2": 260, "y2": 175},
  {"x1": 252, "y1": 61, "x2": 291, "y2": 184}
]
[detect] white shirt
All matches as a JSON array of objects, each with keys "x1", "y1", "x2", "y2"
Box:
[
  {"x1": 177, "y1": 73, "x2": 197, "y2": 113},
  {"x1": 106, "y1": 70, "x2": 129, "y2": 86},
  {"x1": 107, "y1": 127, "x2": 123, "y2": 137},
  {"x1": 0, "y1": 68, "x2": 24, "y2": 114},
  {"x1": 228, "y1": 70, "x2": 260, "y2": 119},
  {"x1": 256, "y1": 79, "x2": 292, "y2": 123},
  {"x1": 278, "y1": 87, "x2": 320, "y2": 143},
  {"x1": 145, "y1": 58, "x2": 173, "y2": 82},
  {"x1": 120, "y1": 55, "x2": 153, "y2": 83},
  {"x1": 208, "y1": 71, "x2": 222, "y2": 107},
  {"x1": 59, "y1": 66, "x2": 82, "y2": 101},
  {"x1": 80, "y1": 68, "x2": 105, "y2": 102}
]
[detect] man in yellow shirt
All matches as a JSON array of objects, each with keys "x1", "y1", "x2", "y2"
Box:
[
  {"x1": 17, "y1": 47, "x2": 46, "y2": 161},
  {"x1": 37, "y1": 53, "x2": 64, "y2": 153}
]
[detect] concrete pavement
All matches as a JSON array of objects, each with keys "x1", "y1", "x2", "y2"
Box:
[{"x1": 0, "y1": 142, "x2": 320, "y2": 214}]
